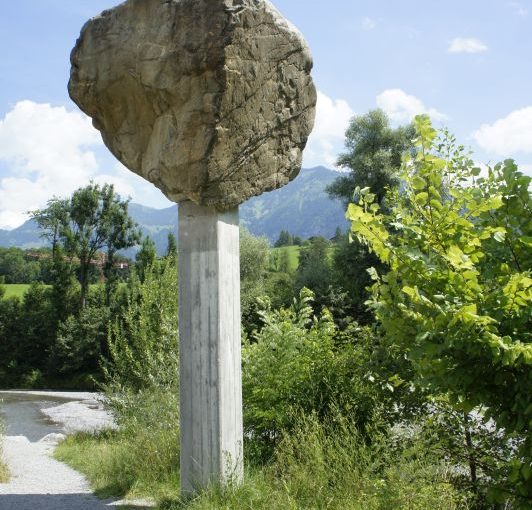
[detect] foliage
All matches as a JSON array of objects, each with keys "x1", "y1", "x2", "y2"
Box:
[
  {"x1": 294, "y1": 236, "x2": 333, "y2": 305},
  {"x1": 135, "y1": 236, "x2": 157, "y2": 283},
  {"x1": 417, "y1": 398, "x2": 524, "y2": 506},
  {"x1": 57, "y1": 410, "x2": 468, "y2": 510},
  {"x1": 332, "y1": 231, "x2": 384, "y2": 324},
  {"x1": 269, "y1": 246, "x2": 300, "y2": 273},
  {"x1": 347, "y1": 115, "x2": 532, "y2": 503},
  {"x1": 166, "y1": 232, "x2": 177, "y2": 260},
  {"x1": 0, "y1": 247, "x2": 41, "y2": 283},
  {"x1": 52, "y1": 301, "x2": 110, "y2": 377},
  {"x1": 104, "y1": 258, "x2": 179, "y2": 396},
  {"x1": 328, "y1": 109, "x2": 415, "y2": 206},
  {"x1": 240, "y1": 228, "x2": 270, "y2": 332},
  {"x1": 32, "y1": 183, "x2": 140, "y2": 308},
  {"x1": 274, "y1": 229, "x2": 300, "y2": 247},
  {"x1": 242, "y1": 289, "x2": 396, "y2": 450}
]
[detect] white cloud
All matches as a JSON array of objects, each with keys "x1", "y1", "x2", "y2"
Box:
[
  {"x1": 376, "y1": 88, "x2": 447, "y2": 123},
  {"x1": 0, "y1": 100, "x2": 168, "y2": 230},
  {"x1": 473, "y1": 107, "x2": 532, "y2": 155},
  {"x1": 303, "y1": 91, "x2": 354, "y2": 168},
  {"x1": 521, "y1": 164, "x2": 532, "y2": 175},
  {"x1": 361, "y1": 17, "x2": 377, "y2": 30},
  {"x1": 0, "y1": 101, "x2": 105, "y2": 229},
  {"x1": 448, "y1": 37, "x2": 488, "y2": 54}
]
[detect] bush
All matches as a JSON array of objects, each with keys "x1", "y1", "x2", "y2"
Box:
[
  {"x1": 104, "y1": 258, "x2": 179, "y2": 396},
  {"x1": 242, "y1": 289, "x2": 389, "y2": 452},
  {"x1": 347, "y1": 116, "x2": 532, "y2": 502}
]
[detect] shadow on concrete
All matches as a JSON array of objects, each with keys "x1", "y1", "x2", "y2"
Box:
[{"x1": 0, "y1": 493, "x2": 154, "y2": 510}]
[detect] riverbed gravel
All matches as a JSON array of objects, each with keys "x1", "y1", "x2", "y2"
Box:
[{"x1": 0, "y1": 391, "x2": 153, "y2": 510}]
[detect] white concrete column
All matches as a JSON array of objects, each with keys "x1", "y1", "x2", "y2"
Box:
[{"x1": 178, "y1": 201, "x2": 243, "y2": 495}]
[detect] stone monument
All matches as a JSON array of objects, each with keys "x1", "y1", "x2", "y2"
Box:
[{"x1": 69, "y1": 0, "x2": 316, "y2": 494}]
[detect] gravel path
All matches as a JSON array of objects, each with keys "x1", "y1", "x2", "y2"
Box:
[{"x1": 0, "y1": 391, "x2": 153, "y2": 510}]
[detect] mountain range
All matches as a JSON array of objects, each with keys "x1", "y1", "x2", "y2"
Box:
[{"x1": 0, "y1": 166, "x2": 349, "y2": 255}]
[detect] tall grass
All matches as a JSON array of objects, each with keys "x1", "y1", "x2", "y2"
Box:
[
  {"x1": 55, "y1": 390, "x2": 180, "y2": 500},
  {"x1": 56, "y1": 402, "x2": 470, "y2": 509},
  {"x1": 161, "y1": 414, "x2": 469, "y2": 510}
]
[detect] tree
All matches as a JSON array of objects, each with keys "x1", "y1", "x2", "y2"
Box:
[
  {"x1": 240, "y1": 228, "x2": 270, "y2": 331},
  {"x1": 166, "y1": 232, "x2": 177, "y2": 260},
  {"x1": 32, "y1": 198, "x2": 69, "y2": 258},
  {"x1": 327, "y1": 109, "x2": 415, "y2": 206},
  {"x1": 347, "y1": 115, "x2": 532, "y2": 503},
  {"x1": 294, "y1": 236, "x2": 333, "y2": 306},
  {"x1": 135, "y1": 236, "x2": 157, "y2": 282},
  {"x1": 32, "y1": 183, "x2": 140, "y2": 308},
  {"x1": 274, "y1": 230, "x2": 293, "y2": 247},
  {"x1": 332, "y1": 233, "x2": 384, "y2": 324},
  {"x1": 105, "y1": 258, "x2": 179, "y2": 392},
  {"x1": 0, "y1": 248, "x2": 40, "y2": 284}
]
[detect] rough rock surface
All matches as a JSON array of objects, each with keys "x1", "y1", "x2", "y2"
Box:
[{"x1": 69, "y1": 0, "x2": 316, "y2": 209}]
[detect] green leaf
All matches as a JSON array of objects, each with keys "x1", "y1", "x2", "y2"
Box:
[
  {"x1": 414, "y1": 192, "x2": 429, "y2": 205},
  {"x1": 411, "y1": 176, "x2": 427, "y2": 190},
  {"x1": 519, "y1": 236, "x2": 532, "y2": 247},
  {"x1": 493, "y1": 230, "x2": 506, "y2": 243}
]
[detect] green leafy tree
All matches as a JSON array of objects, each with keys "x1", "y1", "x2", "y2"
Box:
[
  {"x1": 332, "y1": 233, "x2": 384, "y2": 324},
  {"x1": 32, "y1": 198, "x2": 69, "y2": 258},
  {"x1": 347, "y1": 115, "x2": 531, "y2": 504},
  {"x1": 274, "y1": 230, "x2": 293, "y2": 247},
  {"x1": 0, "y1": 248, "x2": 40, "y2": 284},
  {"x1": 242, "y1": 289, "x2": 412, "y2": 451},
  {"x1": 32, "y1": 183, "x2": 140, "y2": 308},
  {"x1": 240, "y1": 228, "x2": 270, "y2": 332},
  {"x1": 165, "y1": 232, "x2": 177, "y2": 260},
  {"x1": 105, "y1": 258, "x2": 179, "y2": 393},
  {"x1": 328, "y1": 109, "x2": 415, "y2": 207},
  {"x1": 294, "y1": 236, "x2": 333, "y2": 307},
  {"x1": 135, "y1": 236, "x2": 157, "y2": 283}
]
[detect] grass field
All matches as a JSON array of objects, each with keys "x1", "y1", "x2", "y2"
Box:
[{"x1": 2, "y1": 284, "x2": 33, "y2": 300}]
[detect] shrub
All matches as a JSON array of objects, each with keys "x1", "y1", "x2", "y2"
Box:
[
  {"x1": 104, "y1": 258, "x2": 179, "y2": 397},
  {"x1": 242, "y1": 289, "x2": 389, "y2": 452}
]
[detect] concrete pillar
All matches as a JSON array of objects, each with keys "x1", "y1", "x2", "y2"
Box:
[{"x1": 178, "y1": 201, "x2": 243, "y2": 495}]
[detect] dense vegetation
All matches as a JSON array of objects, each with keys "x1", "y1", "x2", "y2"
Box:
[{"x1": 3, "y1": 111, "x2": 532, "y2": 508}]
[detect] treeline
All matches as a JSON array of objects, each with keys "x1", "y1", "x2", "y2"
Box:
[{"x1": 0, "y1": 247, "x2": 131, "y2": 285}]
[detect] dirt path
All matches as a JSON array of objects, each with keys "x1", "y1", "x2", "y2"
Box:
[{"x1": 0, "y1": 391, "x2": 152, "y2": 510}]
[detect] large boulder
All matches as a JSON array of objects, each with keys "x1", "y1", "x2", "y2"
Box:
[{"x1": 69, "y1": 0, "x2": 316, "y2": 209}]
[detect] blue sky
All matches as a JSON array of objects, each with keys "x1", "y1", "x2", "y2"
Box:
[{"x1": 0, "y1": 0, "x2": 531, "y2": 228}]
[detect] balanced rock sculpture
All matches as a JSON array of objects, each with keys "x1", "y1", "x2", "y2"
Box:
[
  {"x1": 69, "y1": 0, "x2": 316, "y2": 494},
  {"x1": 69, "y1": 0, "x2": 316, "y2": 209}
]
